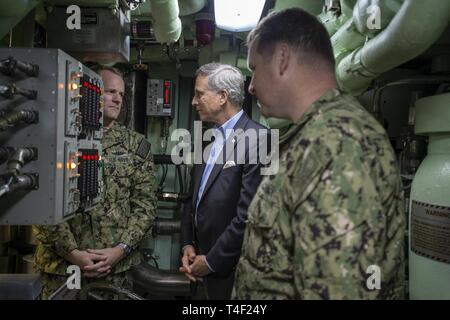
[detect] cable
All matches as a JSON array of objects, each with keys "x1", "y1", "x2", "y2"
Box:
[
  {"x1": 0, "y1": 56, "x2": 39, "y2": 77},
  {"x1": 176, "y1": 164, "x2": 184, "y2": 194},
  {"x1": 0, "y1": 175, "x2": 13, "y2": 197},
  {"x1": 0, "y1": 84, "x2": 37, "y2": 100}
]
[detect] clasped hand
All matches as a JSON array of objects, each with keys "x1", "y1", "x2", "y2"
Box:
[
  {"x1": 66, "y1": 247, "x2": 125, "y2": 278},
  {"x1": 179, "y1": 245, "x2": 210, "y2": 282}
]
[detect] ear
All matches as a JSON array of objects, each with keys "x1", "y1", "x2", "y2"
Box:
[
  {"x1": 219, "y1": 89, "x2": 228, "y2": 106},
  {"x1": 274, "y1": 42, "x2": 291, "y2": 77}
]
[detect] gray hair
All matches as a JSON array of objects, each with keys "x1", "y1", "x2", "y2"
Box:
[{"x1": 196, "y1": 62, "x2": 245, "y2": 107}]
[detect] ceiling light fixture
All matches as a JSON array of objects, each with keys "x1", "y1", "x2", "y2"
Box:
[{"x1": 214, "y1": 0, "x2": 266, "y2": 32}]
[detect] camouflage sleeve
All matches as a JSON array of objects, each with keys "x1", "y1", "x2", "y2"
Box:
[
  {"x1": 290, "y1": 139, "x2": 386, "y2": 299},
  {"x1": 33, "y1": 224, "x2": 78, "y2": 258},
  {"x1": 119, "y1": 143, "x2": 157, "y2": 248}
]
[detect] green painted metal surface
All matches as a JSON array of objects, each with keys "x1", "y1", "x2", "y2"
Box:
[
  {"x1": 0, "y1": 0, "x2": 40, "y2": 40},
  {"x1": 409, "y1": 93, "x2": 450, "y2": 299}
]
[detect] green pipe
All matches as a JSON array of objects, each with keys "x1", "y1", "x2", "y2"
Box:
[
  {"x1": 133, "y1": 0, "x2": 206, "y2": 18},
  {"x1": 331, "y1": 0, "x2": 403, "y2": 66},
  {"x1": 336, "y1": 0, "x2": 450, "y2": 95},
  {"x1": 318, "y1": 10, "x2": 346, "y2": 36},
  {"x1": 331, "y1": 18, "x2": 365, "y2": 65},
  {"x1": 340, "y1": 0, "x2": 358, "y2": 18},
  {"x1": 317, "y1": 0, "x2": 356, "y2": 37},
  {"x1": 178, "y1": 0, "x2": 207, "y2": 16},
  {"x1": 273, "y1": 0, "x2": 324, "y2": 15},
  {"x1": 150, "y1": 0, "x2": 182, "y2": 43},
  {"x1": 352, "y1": 0, "x2": 403, "y2": 37}
]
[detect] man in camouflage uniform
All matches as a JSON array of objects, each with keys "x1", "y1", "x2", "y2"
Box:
[
  {"x1": 232, "y1": 8, "x2": 405, "y2": 299},
  {"x1": 33, "y1": 66, "x2": 156, "y2": 299}
]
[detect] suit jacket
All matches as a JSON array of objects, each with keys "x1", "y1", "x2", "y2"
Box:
[{"x1": 181, "y1": 111, "x2": 270, "y2": 299}]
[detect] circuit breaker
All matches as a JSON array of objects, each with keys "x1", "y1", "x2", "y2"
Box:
[
  {"x1": 0, "y1": 48, "x2": 103, "y2": 225},
  {"x1": 146, "y1": 79, "x2": 174, "y2": 118}
]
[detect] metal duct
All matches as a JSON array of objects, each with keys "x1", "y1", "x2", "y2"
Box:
[{"x1": 130, "y1": 263, "x2": 191, "y2": 298}]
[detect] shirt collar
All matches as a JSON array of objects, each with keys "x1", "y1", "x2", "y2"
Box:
[
  {"x1": 219, "y1": 109, "x2": 244, "y2": 137},
  {"x1": 282, "y1": 88, "x2": 343, "y2": 143}
]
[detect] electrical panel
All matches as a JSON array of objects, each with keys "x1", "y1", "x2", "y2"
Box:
[
  {"x1": 146, "y1": 79, "x2": 174, "y2": 118},
  {"x1": 0, "y1": 48, "x2": 103, "y2": 225}
]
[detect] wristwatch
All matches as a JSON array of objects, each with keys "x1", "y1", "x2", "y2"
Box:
[{"x1": 116, "y1": 242, "x2": 132, "y2": 256}]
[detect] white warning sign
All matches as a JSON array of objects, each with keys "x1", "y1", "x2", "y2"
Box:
[{"x1": 411, "y1": 200, "x2": 450, "y2": 264}]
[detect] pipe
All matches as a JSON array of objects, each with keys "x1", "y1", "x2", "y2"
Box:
[
  {"x1": 7, "y1": 147, "x2": 37, "y2": 174},
  {"x1": 371, "y1": 76, "x2": 450, "y2": 119},
  {"x1": 130, "y1": 263, "x2": 191, "y2": 298},
  {"x1": 178, "y1": 0, "x2": 208, "y2": 16},
  {"x1": 79, "y1": 282, "x2": 144, "y2": 300},
  {"x1": 0, "y1": 85, "x2": 37, "y2": 100},
  {"x1": 341, "y1": 0, "x2": 358, "y2": 18},
  {"x1": 352, "y1": 0, "x2": 403, "y2": 36},
  {"x1": 317, "y1": 0, "x2": 357, "y2": 37},
  {"x1": 331, "y1": 19, "x2": 365, "y2": 65},
  {"x1": 133, "y1": 0, "x2": 206, "y2": 18},
  {"x1": 0, "y1": 56, "x2": 39, "y2": 77},
  {"x1": 0, "y1": 110, "x2": 38, "y2": 131},
  {"x1": 0, "y1": 174, "x2": 38, "y2": 198},
  {"x1": 337, "y1": 0, "x2": 450, "y2": 95},
  {"x1": 149, "y1": 0, "x2": 182, "y2": 43},
  {"x1": 318, "y1": 11, "x2": 347, "y2": 37},
  {"x1": 274, "y1": 0, "x2": 324, "y2": 15},
  {"x1": 153, "y1": 217, "x2": 181, "y2": 235},
  {"x1": 331, "y1": 0, "x2": 403, "y2": 65}
]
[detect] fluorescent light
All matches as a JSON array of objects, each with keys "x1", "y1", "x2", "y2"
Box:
[{"x1": 214, "y1": 0, "x2": 266, "y2": 32}]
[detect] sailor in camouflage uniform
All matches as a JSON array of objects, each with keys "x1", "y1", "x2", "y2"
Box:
[
  {"x1": 232, "y1": 8, "x2": 405, "y2": 299},
  {"x1": 33, "y1": 66, "x2": 156, "y2": 299}
]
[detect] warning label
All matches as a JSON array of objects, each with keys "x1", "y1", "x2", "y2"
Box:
[
  {"x1": 411, "y1": 200, "x2": 450, "y2": 264},
  {"x1": 72, "y1": 28, "x2": 96, "y2": 45}
]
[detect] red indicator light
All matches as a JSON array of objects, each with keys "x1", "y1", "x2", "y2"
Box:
[
  {"x1": 164, "y1": 80, "x2": 171, "y2": 105},
  {"x1": 164, "y1": 87, "x2": 169, "y2": 104}
]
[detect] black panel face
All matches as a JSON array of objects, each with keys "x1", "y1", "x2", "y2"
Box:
[
  {"x1": 77, "y1": 148, "x2": 100, "y2": 201},
  {"x1": 80, "y1": 75, "x2": 102, "y2": 132}
]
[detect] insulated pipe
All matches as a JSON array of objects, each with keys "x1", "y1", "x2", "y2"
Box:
[
  {"x1": 331, "y1": 19, "x2": 366, "y2": 65},
  {"x1": 178, "y1": 0, "x2": 208, "y2": 16},
  {"x1": 352, "y1": 0, "x2": 403, "y2": 36},
  {"x1": 273, "y1": 0, "x2": 324, "y2": 15},
  {"x1": 149, "y1": 0, "x2": 182, "y2": 43},
  {"x1": 331, "y1": 0, "x2": 403, "y2": 65},
  {"x1": 317, "y1": 0, "x2": 356, "y2": 37},
  {"x1": 336, "y1": 0, "x2": 450, "y2": 95},
  {"x1": 318, "y1": 9, "x2": 348, "y2": 37}
]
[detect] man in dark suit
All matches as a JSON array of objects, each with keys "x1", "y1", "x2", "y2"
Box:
[{"x1": 180, "y1": 62, "x2": 269, "y2": 299}]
